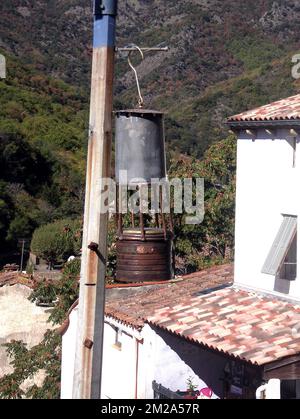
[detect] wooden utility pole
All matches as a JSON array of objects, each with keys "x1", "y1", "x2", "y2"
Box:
[{"x1": 72, "y1": 0, "x2": 118, "y2": 399}]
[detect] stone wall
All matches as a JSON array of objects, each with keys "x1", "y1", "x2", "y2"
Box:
[{"x1": 0, "y1": 284, "x2": 53, "y2": 380}]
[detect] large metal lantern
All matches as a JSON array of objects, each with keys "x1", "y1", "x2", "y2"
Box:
[
  {"x1": 116, "y1": 228, "x2": 173, "y2": 283},
  {"x1": 114, "y1": 108, "x2": 174, "y2": 284},
  {"x1": 115, "y1": 109, "x2": 166, "y2": 185},
  {"x1": 114, "y1": 50, "x2": 173, "y2": 284}
]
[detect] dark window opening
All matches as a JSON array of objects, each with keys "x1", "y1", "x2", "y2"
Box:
[
  {"x1": 112, "y1": 327, "x2": 122, "y2": 350},
  {"x1": 281, "y1": 380, "x2": 300, "y2": 400}
]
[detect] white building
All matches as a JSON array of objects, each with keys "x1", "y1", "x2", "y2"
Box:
[
  {"x1": 61, "y1": 94, "x2": 300, "y2": 400},
  {"x1": 230, "y1": 94, "x2": 300, "y2": 299},
  {"x1": 61, "y1": 266, "x2": 233, "y2": 400}
]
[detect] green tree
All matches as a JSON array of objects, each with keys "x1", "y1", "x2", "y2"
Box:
[
  {"x1": 45, "y1": 258, "x2": 80, "y2": 325},
  {"x1": 30, "y1": 218, "x2": 82, "y2": 267},
  {"x1": 0, "y1": 133, "x2": 51, "y2": 194},
  {"x1": 0, "y1": 182, "x2": 13, "y2": 250},
  {"x1": 6, "y1": 215, "x2": 33, "y2": 243},
  {"x1": 169, "y1": 135, "x2": 236, "y2": 273}
]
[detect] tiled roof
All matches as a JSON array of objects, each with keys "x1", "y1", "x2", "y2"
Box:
[
  {"x1": 228, "y1": 94, "x2": 300, "y2": 124},
  {"x1": 105, "y1": 264, "x2": 300, "y2": 366},
  {"x1": 105, "y1": 264, "x2": 233, "y2": 331},
  {"x1": 148, "y1": 287, "x2": 300, "y2": 366},
  {"x1": 0, "y1": 272, "x2": 34, "y2": 288}
]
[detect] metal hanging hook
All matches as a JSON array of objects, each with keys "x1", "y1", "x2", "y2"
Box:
[{"x1": 128, "y1": 45, "x2": 145, "y2": 108}]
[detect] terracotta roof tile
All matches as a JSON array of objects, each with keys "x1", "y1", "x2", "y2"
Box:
[
  {"x1": 228, "y1": 94, "x2": 300, "y2": 124},
  {"x1": 0, "y1": 271, "x2": 34, "y2": 288},
  {"x1": 148, "y1": 287, "x2": 300, "y2": 366},
  {"x1": 105, "y1": 264, "x2": 233, "y2": 330},
  {"x1": 105, "y1": 264, "x2": 300, "y2": 365}
]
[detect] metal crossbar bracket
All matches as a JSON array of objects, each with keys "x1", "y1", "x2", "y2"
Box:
[{"x1": 116, "y1": 47, "x2": 169, "y2": 52}]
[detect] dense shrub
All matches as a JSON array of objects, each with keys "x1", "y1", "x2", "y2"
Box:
[{"x1": 31, "y1": 218, "x2": 82, "y2": 266}]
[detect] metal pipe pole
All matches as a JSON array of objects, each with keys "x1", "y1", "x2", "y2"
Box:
[
  {"x1": 20, "y1": 240, "x2": 25, "y2": 272},
  {"x1": 72, "y1": 0, "x2": 118, "y2": 399}
]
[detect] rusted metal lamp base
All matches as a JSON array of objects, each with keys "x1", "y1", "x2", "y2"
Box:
[{"x1": 116, "y1": 229, "x2": 173, "y2": 283}]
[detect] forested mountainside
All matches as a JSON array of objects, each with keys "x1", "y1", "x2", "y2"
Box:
[
  {"x1": 0, "y1": 55, "x2": 88, "y2": 256},
  {"x1": 1, "y1": 0, "x2": 300, "y2": 155},
  {"x1": 0, "y1": 0, "x2": 300, "y2": 257}
]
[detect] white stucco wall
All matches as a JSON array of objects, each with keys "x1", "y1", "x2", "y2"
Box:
[
  {"x1": 61, "y1": 307, "x2": 78, "y2": 399},
  {"x1": 61, "y1": 312, "x2": 220, "y2": 399},
  {"x1": 141, "y1": 324, "x2": 220, "y2": 398},
  {"x1": 0, "y1": 284, "x2": 53, "y2": 390},
  {"x1": 234, "y1": 128, "x2": 300, "y2": 299},
  {"x1": 101, "y1": 320, "x2": 141, "y2": 399},
  {"x1": 61, "y1": 310, "x2": 142, "y2": 399},
  {"x1": 102, "y1": 322, "x2": 220, "y2": 399}
]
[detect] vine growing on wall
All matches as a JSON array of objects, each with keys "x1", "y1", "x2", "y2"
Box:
[
  {"x1": 0, "y1": 259, "x2": 80, "y2": 399},
  {"x1": 0, "y1": 331, "x2": 61, "y2": 399}
]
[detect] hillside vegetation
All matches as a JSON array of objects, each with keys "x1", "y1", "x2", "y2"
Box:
[
  {"x1": 1, "y1": 0, "x2": 300, "y2": 258},
  {"x1": 1, "y1": 0, "x2": 300, "y2": 156},
  {"x1": 0, "y1": 54, "x2": 87, "y2": 255}
]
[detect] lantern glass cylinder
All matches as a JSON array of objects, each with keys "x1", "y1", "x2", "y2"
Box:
[{"x1": 115, "y1": 109, "x2": 167, "y2": 185}]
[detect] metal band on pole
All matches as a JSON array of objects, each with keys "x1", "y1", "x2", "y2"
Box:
[{"x1": 93, "y1": 0, "x2": 118, "y2": 16}]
